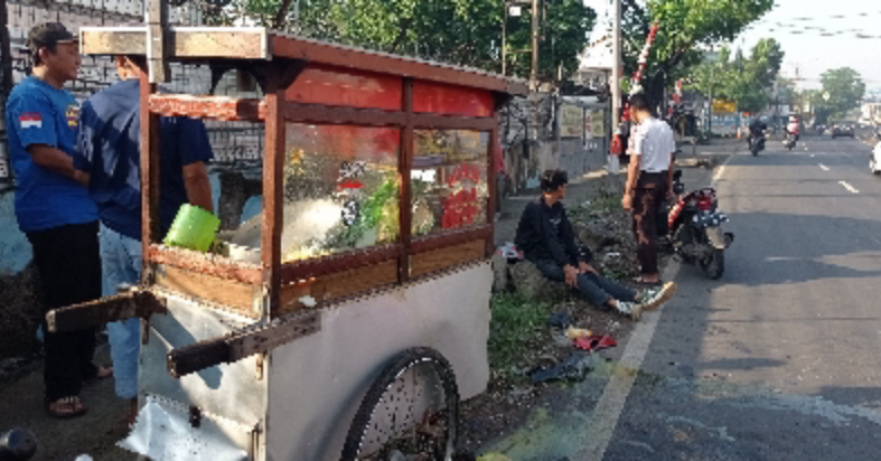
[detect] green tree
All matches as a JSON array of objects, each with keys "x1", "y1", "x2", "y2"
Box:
[
  {"x1": 504, "y1": 0, "x2": 596, "y2": 81},
  {"x1": 688, "y1": 38, "x2": 784, "y2": 114},
  {"x1": 816, "y1": 67, "x2": 865, "y2": 120},
  {"x1": 208, "y1": 0, "x2": 595, "y2": 83},
  {"x1": 622, "y1": 0, "x2": 775, "y2": 106}
]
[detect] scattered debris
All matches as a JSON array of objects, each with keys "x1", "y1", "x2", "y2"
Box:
[
  {"x1": 572, "y1": 334, "x2": 617, "y2": 352},
  {"x1": 528, "y1": 352, "x2": 595, "y2": 384},
  {"x1": 548, "y1": 312, "x2": 572, "y2": 329},
  {"x1": 565, "y1": 327, "x2": 593, "y2": 340},
  {"x1": 495, "y1": 242, "x2": 521, "y2": 261}
]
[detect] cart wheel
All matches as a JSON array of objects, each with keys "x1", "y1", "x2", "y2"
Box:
[{"x1": 340, "y1": 348, "x2": 459, "y2": 461}]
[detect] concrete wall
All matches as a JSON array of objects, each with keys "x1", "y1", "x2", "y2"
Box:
[{"x1": 499, "y1": 93, "x2": 609, "y2": 194}]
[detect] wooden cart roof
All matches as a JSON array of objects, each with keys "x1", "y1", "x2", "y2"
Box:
[{"x1": 79, "y1": 26, "x2": 529, "y2": 96}]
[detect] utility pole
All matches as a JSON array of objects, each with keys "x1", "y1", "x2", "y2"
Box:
[
  {"x1": 708, "y1": 63, "x2": 714, "y2": 136},
  {"x1": 609, "y1": 0, "x2": 621, "y2": 174},
  {"x1": 530, "y1": 0, "x2": 540, "y2": 90},
  {"x1": 502, "y1": 2, "x2": 508, "y2": 75}
]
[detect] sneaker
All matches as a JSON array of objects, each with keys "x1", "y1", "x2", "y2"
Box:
[
  {"x1": 617, "y1": 301, "x2": 643, "y2": 321},
  {"x1": 638, "y1": 282, "x2": 678, "y2": 311}
]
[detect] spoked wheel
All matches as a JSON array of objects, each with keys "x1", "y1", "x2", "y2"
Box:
[{"x1": 341, "y1": 348, "x2": 459, "y2": 461}]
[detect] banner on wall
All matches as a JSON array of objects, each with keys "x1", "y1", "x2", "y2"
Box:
[
  {"x1": 585, "y1": 110, "x2": 605, "y2": 140},
  {"x1": 560, "y1": 104, "x2": 584, "y2": 138}
]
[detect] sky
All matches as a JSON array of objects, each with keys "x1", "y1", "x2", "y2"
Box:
[{"x1": 582, "y1": 0, "x2": 881, "y2": 92}]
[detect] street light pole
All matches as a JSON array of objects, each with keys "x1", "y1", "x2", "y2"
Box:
[
  {"x1": 609, "y1": 0, "x2": 621, "y2": 174},
  {"x1": 502, "y1": 2, "x2": 508, "y2": 75},
  {"x1": 708, "y1": 63, "x2": 714, "y2": 136},
  {"x1": 530, "y1": 0, "x2": 540, "y2": 89}
]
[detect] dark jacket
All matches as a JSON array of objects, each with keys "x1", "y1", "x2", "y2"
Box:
[{"x1": 515, "y1": 197, "x2": 591, "y2": 268}]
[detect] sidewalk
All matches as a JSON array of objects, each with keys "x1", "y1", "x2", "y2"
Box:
[{"x1": 494, "y1": 138, "x2": 742, "y2": 246}]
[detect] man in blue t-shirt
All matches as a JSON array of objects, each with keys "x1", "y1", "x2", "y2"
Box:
[
  {"x1": 5, "y1": 22, "x2": 109, "y2": 419},
  {"x1": 74, "y1": 54, "x2": 213, "y2": 425}
]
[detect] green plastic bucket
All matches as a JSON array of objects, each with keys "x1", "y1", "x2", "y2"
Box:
[{"x1": 163, "y1": 204, "x2": 221, "y2": 253}]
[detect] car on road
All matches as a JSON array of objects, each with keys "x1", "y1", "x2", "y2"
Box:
[{"x1": 832, "y1": 123, "x2": 856, "y2": 139}]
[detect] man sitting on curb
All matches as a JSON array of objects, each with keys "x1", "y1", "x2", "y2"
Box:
[{"x1": 515, "y1": 169, "x2": 677, "y2": 320}]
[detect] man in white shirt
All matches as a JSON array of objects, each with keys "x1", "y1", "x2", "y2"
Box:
[{"x1": 622, "y1": 94, "x2": 676, "y2": 285}]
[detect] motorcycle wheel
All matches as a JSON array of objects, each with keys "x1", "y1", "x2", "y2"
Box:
[{"x1": 700, "y1": 249, "x2": 725, "y2": 280}]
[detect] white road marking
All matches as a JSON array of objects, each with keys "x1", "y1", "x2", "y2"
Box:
[
  {"x1": 713, "y1": 165, "x2": 726, "y2": 182},
  {"x1": 711, "y1": 154, "x2": 733, "y2": 185},
  {"x1": 819, "y1": 164, "x2": 830, "y2": 171},
  {"x1": 576, "y1": 263, "x2": 680, "y2": 460},
  {"x1": 577, "y1": 155, "x2": 732, "y2": 459},
  {"x1": 839, "y1": 181, "x2": 860, "y2": 194}
]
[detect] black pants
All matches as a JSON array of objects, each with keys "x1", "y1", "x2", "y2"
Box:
[
  {"x1": 26, "y1": 221, "x2": 102, "y2": 402},
  {"x1": 632, "y1": 172, "x2": 668, "y2": 276}
]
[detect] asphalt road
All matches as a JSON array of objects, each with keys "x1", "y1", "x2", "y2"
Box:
[{"x1": 602, "y1": 136, "x2": 881, "y2": 460}]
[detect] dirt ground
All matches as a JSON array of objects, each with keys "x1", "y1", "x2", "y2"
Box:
[
  {"x1": 0, "y1": 297, "x2": 640, "y2": 461},
  {"x1": 0, "y1": 343, "x2": 135, "y2": 461}
]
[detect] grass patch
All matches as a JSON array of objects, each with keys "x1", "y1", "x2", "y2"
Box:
[
  {"x1": 573, "y1": 182, "x2": 620, "y2": 215},
  {"x1": 488, "y1": 292, "x2": 556, "y2": 381}
]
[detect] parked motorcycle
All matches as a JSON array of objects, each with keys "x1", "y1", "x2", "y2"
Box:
[
  {"x1": 663, "y1": 170, "x2": 734, "y2": 279},
  {"x1": 748, "y1": 130, "x2": 766, "y2": 156}
]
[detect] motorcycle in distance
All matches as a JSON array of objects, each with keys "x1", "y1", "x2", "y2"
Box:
[
  {"x1": 748, "y1": 128, "x2": 766, "y2": 156},
  {"x1": 660, "y1": 170, "x2": 734, "y2": 279},
  {"x1": 784, "y1": 132, "x2": 797, "y2": 151}
]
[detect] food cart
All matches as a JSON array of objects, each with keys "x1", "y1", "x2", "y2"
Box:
[{"x1": 46, "y1": 5, "x2": 527, "y2": 460}]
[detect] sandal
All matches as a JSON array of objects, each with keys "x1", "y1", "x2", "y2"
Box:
[{"x1": 47, "y1": 396, "x2": 86, "y2": 419}]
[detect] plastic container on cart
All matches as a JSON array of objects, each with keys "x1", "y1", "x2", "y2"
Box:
[{"x1": 163, "y1": 204, "x2": 221, "y2": 252}]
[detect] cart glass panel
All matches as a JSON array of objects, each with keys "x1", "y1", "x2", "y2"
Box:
[
  {"x1": 281, "y1": 124, "x2": 401, "y2": 263},
  {"x1": 412, "y1": 130, "x2": 489, "y2": 236},
  {"x1": 154, "y1": 68, "x2": 266, "y2": 263}
]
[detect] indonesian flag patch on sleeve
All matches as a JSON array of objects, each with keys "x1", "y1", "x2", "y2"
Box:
[{"x1": 19, "y1": 112, "x2": 43, "y2": 129}]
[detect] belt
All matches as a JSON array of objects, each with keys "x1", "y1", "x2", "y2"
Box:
[{"x1": 641, "y1": 170, "x2": 668, "y2": 174}]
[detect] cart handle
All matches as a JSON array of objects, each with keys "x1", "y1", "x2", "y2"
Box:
[
  {"x1": 46, "y1": 289, "x2": 167, "y2": 333},
  {"x1": 166, "y1": 309, "x2": 320, "y2": 379}
]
